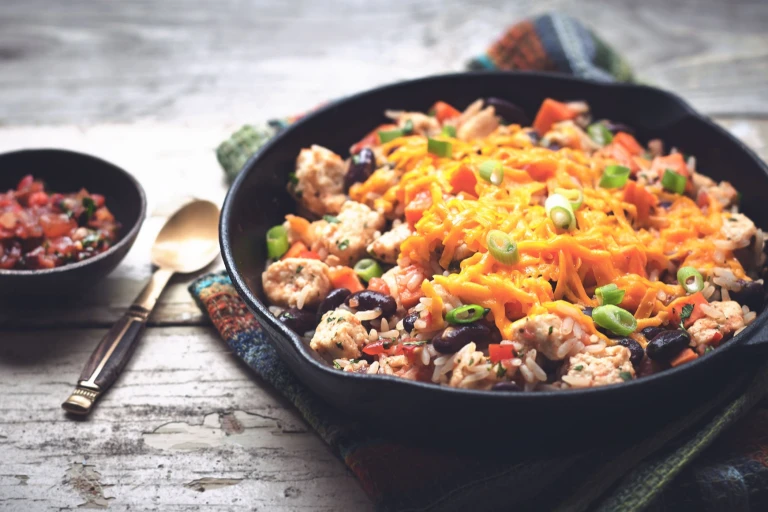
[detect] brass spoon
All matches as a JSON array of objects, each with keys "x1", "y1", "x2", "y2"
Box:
[{"x1": 62, "y1": 200, "x2": 220, "y2": 415}]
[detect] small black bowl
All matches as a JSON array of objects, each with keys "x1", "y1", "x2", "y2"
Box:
[{"x1": 0, "y1": 149, "x2": 146, "y2": 297}]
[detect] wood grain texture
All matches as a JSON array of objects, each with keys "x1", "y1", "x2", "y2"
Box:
[
  {"x1": 0, "y1": 327, "x2": 372, "y2": 511},
  {"x1": 1, "y1": 0, "x2": 767, "y2": 126}
]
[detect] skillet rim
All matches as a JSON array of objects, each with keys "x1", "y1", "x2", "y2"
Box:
[{"x1": 221, "y1": 70, "x2": 768, "y2": 401}]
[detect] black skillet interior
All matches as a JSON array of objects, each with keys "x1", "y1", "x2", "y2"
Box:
[
  {"x1": 0, "y1": 149, "x2": 146, "y2": 297},
  {"x1": 222, "y1": 72, "x2": 768, "y2": 445}
]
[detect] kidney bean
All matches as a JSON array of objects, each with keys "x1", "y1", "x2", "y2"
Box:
[
  {"x1": 485, "y1": 98, "x2": 529, "y2": 125},
  {"x1": 640, "y1": 326, "x2": 665, "y2": 341},
  {"x1": 344, "y1": 147, "x2": 376, "y2": 191},
  {"x1": 402, "y1": 312, "x2": 419, "y2": 333},
  {"x1": 279, "y1": 308, "x2": 317, "y2": 335},
  {"x1": 345, "y1": 290, "x2": 397, "y2": 317},
  {"x1": 646, "y1": 330, "x2": 690, "y2": 362},
  {"x1": 582, "y1": 307, "x2": 593, "y2": 317},
  {"x1": 615, "y1": 338, "x2": 644, "y2": 368},
  {"x1": 492, "y1": 381, "x2": 521, "y2": 392},
  {"x1": 432, "y1": 323, "x2": 491, "y2": 354},
  {"x1": 316, "y1": 288, "x2": 351, "y2": 323}
]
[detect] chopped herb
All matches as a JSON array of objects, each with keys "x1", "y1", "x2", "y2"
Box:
[
  {"x1": 619, "y1": 371, "x2": 632, "y2": 382},
  {"x1": 59, "y1": 200, "x2": 74, "y2": 219},
  {"x1": 337, "y1": 239, "x2": 350, "y2": 250},
  {"x1": 82, "y1": 197, "x2": 96, "y2": 220},
  {"x1": 323, "y1": 215, "x2": 340, "y2": 224},
  {"x1": 574, "y1": 365, "x2": 584, "y2": 371},
  {"x1": 402, "y1": 119, "x2": 414, "y2": 135},
  {"x1": 679, "y1": 304, "x2": 694, "y2": 329},
  {"x1": 82, "y1": 232, "x2": 101, "y2": 248},
  {"x1": 402, "y1": 340, "x2": 427, "y2": 346},
  {"x1": 352, "y1": 154, "x2": 361, "y2": 165},
  {"x1": 295, "y1": 189, "x2": 303, "y2": 198},
  {"x1": 548, "y1": 326, "x2": 554, "y2": 335},
  {"x1": 705, "y1": 346, "x2": 714, "y2": 353},
  {"x1": 496, "y1": 363, "x2": 507, "y2": 378},
  {"x1": 468, "y1": 357, "x2": 474, "y2": 366},
  {"x1": 382, "y1": 340, "x2": 392, "y2": 349},
  {"x1": 333, "y1": 361, "x2": 342, "y2": 369},
  {"x1": 727, "y1": 217, "x2": 739, "y2": 222},
  {"x1": 288, "y1": 172, "x2": 299, "y2": 185},
  {"x1": 296, "y1": 265, "x2": 304, "y2": 274},
  {"x1": 336, "y1": 342, "x2": 343, "y2": 349}
]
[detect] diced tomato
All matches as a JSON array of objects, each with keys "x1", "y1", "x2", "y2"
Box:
[
  {"x1": 604, "y1": 141, "x2": 640, "y2": 173},
  {"x1": 613, "y1": 132, "x2": 643, "y2": 156},
  {"x1": 489, "y1": 344, "x2": 516, "y2": 363},
  {"x1": 17, "y1": 175, "x2": 33, "y2": 191},
  {"x1": 350, "y1": 124, "x2": 397, "y2": 154},
  {"x1": 522, "y1": 160, "x2": 557, "y2": 181},
  {"x1": 432, "y1": 101, "x2": 461, "y2": 122},
  {"x1": 90, "y1": 193, "x2": 106, "y2": 208},
  {"x1": 651, "y1": 153, "x2": 689, "y2": 178},
  {"x1": 39, "y1": 214, "x2": 77, "y2": 238},
  {"x1": 298, "y1": 250, "x2": 322, "y2": 260},
  {"x1": 404, "y1": 190, "x2": 432, "y2": 227},
  {"x1": 329, "y1": 266, "x2": 365, "y2": 292},
  {"x1": 667, "y1": 292, "x2": 708, "y2": 327},
  {"x1": 399, "y1": 287, "x2": 424, "y2": 309},
  {"x1": 28, "y1": 191, "x2": 49, "y2": 207},
  {"x1": 282, "y1": 241, "x2": 308, "y2": 260},
  {"x1": 449, "y1": 166, "x2": 477, "y2": 196},
  {"x1": 367, "y1": 277, "x2": 390, "y2": 295},
  {"x1": 505, "y1": 301, "x2": 524, "y2": 320},
  {"x1": 362, "y1": 340, "x2": 387, "y2": 356},
  {"x1": 533, "y1": 99, "x2": 577, "y2": 135}
]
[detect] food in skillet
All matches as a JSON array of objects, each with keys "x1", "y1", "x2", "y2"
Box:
[
  {"x1": 262, "y1": 97, "x2": 766, "y2": 391},
  {"x1": 0, "y1": 175, "x2": 120, "y2": 269}
]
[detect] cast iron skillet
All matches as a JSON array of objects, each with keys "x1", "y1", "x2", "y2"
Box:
[
  {"x1": 221, "y1": 72, "x2": 768, "y2": 441},
  {"x1": 0, "y1": 149, "x2": 146, "y2": 298}
]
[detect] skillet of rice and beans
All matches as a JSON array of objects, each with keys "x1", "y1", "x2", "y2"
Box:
[{"x1": 260, "y1": 97, "x2": 766, "y2": 392}]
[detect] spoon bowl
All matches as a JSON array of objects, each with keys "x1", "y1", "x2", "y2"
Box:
[{"x1": 151, "y1": 200, "x2": 220, "y2": 273}]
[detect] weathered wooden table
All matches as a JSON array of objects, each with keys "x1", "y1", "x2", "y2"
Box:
[{"x1": 1, "y1": 1, "x2": 767, "y2": 510}]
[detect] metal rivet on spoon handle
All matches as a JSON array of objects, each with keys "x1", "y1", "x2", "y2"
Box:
[{"x1": 62, "y1": 200, "x2": 220, "y2": 415}]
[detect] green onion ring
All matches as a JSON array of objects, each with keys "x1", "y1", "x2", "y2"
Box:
[
  {"x1": 427, "y1": 138, "x2": 453, "y2": 158},
  {"x1": 545, "y1": 194, "x2": 577, "y2": 230},
  {"x1": 479, "y1": 160, "x2": 504, "y2": 185},
  {"x1": 587, "y1": 122, "x2": 614, "y2": 146},
  {"x1": 661, "y1": 169, "x2": 686, "y2": 194},
  {"x1": 378, "y1": 129, "x2": 404, "y2": 143},
  {"x1": 677, "y1": 266, "x2": 704, "y2": 294},
  {"x1": 441, "y1": 125, "x2": 457, "y2": 137},
  {"x1": 445, "y1": 304, "x2": 489, "y2": 324},
  {"x1": 599, "y1": 165, "x2": 631, "y2": 189},
  {"x1": 553, "y1": 187, "x2": 584, "y2": 210},
  {"x1": 266, "y1": 225, "x2": 289, "y2": 259},
  {"x1": 592, "y1": 305, "x2": 637, "y2": 336},
  {"x1": 354, "y1": 258, "x2": 384, "y2": 282},
  {"x1": 595, "y1": 283, "x2": 625, "y2": 306},
  {"x1": 486, "y1": 230, "x2": 520, "y2": 265}
]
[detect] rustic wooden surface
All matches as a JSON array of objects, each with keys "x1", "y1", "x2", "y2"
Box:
[{"x1": 1, "y1": 0, "x2": 767, "y2": 510}]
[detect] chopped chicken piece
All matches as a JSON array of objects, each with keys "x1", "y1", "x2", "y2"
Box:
[
  {"x1": 688, "y1": 301, "x2": 745, "y2": 347},
  {"x1": 262, "y1": 258, "x2": 332, "y2": 309},
  {"x1": 457, "y1": 106, "x2": 499, "y2": 141},
  {"x1": 293, "y1": 145, "x2": 348, "y2": 216},
  {"x1": 367, "y1": 220, "x2": 412, "y2": 264},
  {"x1": 311, "y1": 309, "x2": 368, "y2": 362},
  {"x1": 561, "y1": 346, "x2": 635, "y2": 388},
  {"x1": 310, "y1": 200, "x2": 385, "y2": 265},
  {"x1": 721, "y1": 213, "x2": 756, "y2": 249}
]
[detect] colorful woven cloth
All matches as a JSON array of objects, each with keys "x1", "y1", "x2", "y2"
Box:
[
  {"x1": 190, "y1": 272, "x2": 768, "y2": 511},
  {"x1": 199, "y1": 12, "x2": 768, "y2": 511}
]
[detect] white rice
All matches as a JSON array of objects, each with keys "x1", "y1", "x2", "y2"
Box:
[
  {"x1": 395, "y1": 319, "x2": 405, "y2": 330},
  {"x1": 367, "y1": 362, "x2": 380, "y2": 374},
  {"x1": 380, "y1": 317, "x2": 390, "y2": 331},
  {"x1": 356, "y1": 309, "x2": 382, "y2": 321},
  {"x1": 268, "y1": 306, "x2": 283, "y2": 317},
  {"x1": 745, "y1": 311, "x2": 757, "y2": 324},
  {"x1": 368, "y1": 329, "x2": 378, "y2": 341},
  {"x1": 420, "y1": 347, "x2": 430, "y2": 366},
  {"x1": 406, "y1": 272, "x2": 422, "y2": 291},
  {"x1": 296, "y1": 287, "x2": 309, "y2": 310},
  {"x1": 511, "y1": 358, "x2": 523, "y2": 367},
  {"x1": 557, "y1": 338, "x2": 576, "y2": 359},
  {"x1": 561, "y1": 316, "x2": 574, "y2": 336},
  {"x1": 721, "y1": 288, "x2": 731, "y2": 301},
  {"x1": 499, "y1": 339, "x2": 515, "y2": 346},
  {"x1": 700, "y1": 303, "x2": 726, "y2": 321},
  {"x1": 379, "y1": 329, "x2": 399, "y2": 339},
  {"x1": 686, "y1": 155, "x2": 696, "y2": 172},
  {"x1": 702, "y1": 284, "x2": 716, "y2": 300},
  {"x1": 569, "y1": 341, "x2": 586, "y2": 356},
  {"x1": 585, "y1": 340, "x2": 606, "y2": 353},
  {"x1": 714, "y1": 250, "x2": 726, "y2": 265},
  {"x1": 462, "y1": 369, "x2": 490, "y2": 384},
  {"x1": 414, "y1": 319, "x2": 428, "y2": 330},
  {"x1": 526, "y1": 357, "x2": 547, "y2": 381},
  {"x1": 519, "y1": 365, "x2": 535, "y2": 383}
]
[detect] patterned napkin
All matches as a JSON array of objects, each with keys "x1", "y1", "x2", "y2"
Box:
[{"x1": 194, "y1": 13, "x2": 768, "y2": 511}]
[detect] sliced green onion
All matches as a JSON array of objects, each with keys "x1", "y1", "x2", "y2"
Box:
[
  {"x1": 445, "y1": 304, "x2": 488, "y2": 324},
  {"x1": 553, "y1": 187, "x2": 584, "y2": 210},
  {"x1": 592, "y1": 305, "x2": 637, "y2": 336},
  {"x1": 402, "y1": 119, "x2": 414, "y2": 135},
  {"x1": 441, "y1": 125, "x2": 457, "y2": 137},
  {"x1": 266, "y1": 225, "x2": 289, "y2": 259},
  {"x1": 599, "y1": 165, "x2": 631, "y2": 189},
  {"x1": 479, "y1": 160, "x2": 504, "y2": 185},
  {"x1": 545, "y1": 194, "x2": 577, "y2": 231},
  {"x1": 595, "y1": 283, "x2": 625, "y2": 306},
  {"x1": 353, "y1": 258, "x2": 383, "y2": 282},
  {"x1": 587, "y1": 122, "x2": 614, "y2": 146},
  {"x1": 378, "y1": 129, "x2": 404, "y2": 143},
  {"x1": 677, "y1": 266, "x2": 704, "y2": 294},
  {"x1": 427, "y1": 138, "x2": 452, "y2": 158},
  {"x1": 661, "y1": 169, "x2": 686, "y2": 194},
  {"x1": 486, "y1": 230, "x2": 519, "y2": 265}
]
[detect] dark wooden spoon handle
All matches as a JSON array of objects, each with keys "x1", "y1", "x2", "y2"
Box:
[{"x1": 62, "y1": 268, "x2": 174, "y2": 415}]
